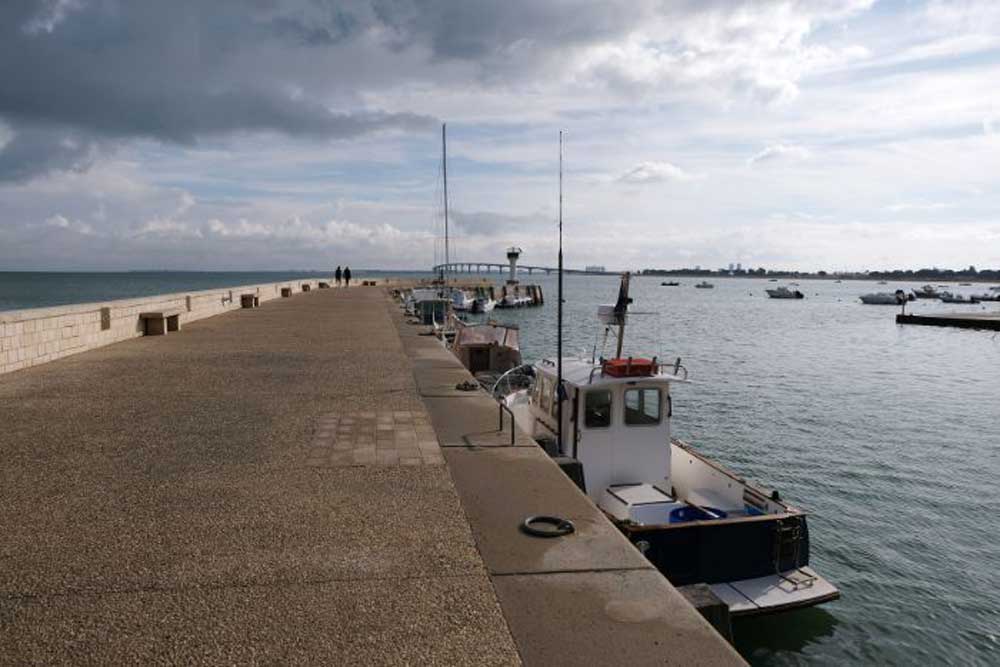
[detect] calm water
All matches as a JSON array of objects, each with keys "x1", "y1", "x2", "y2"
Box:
[
  {"x1": 0, "y1": 270, "x2": 395, "y2": 312},
  {"x1": 473, "y1": 274, "x2": 1000, "y2": 666}
]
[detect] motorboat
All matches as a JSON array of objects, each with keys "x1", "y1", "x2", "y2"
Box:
[
  {"x1": 404, "y1": 287, "x2": 452, "y2": 324},
  {"x1": 912, "y1": 285, "x2": 940, "y2": 299},
  {"x1": 877, "y1": 280, "x2": 888, "y2": 285},
  {"x1": 859, "y1": 291, "x2": 912, "y2": 305},
  {"x1": 661, "y1": 281, "x2": 681, "y2": 287},
  {"x1": 501, "y1": 274, "x2": 839, "y2": 617},
  {"x1": 471, "y1": 286, "x2": 497, "y2": 313},
  {"x1": 450, "y1": 320, "x2": 522, "y2": 386},
  {"x1": 939, "y1": 292, "x2": 980, "y2": 304},
  {"x1": 766, "y1": 287, "x2": 804, "y2": 299},
  {"x1": 497, "y1": 284, "x2": 540, "y2": 308},
  {"x1": 694, "y1": 281, "x2": 714, "y2": 289},
  {"x1": 451, "y1": 288, "x2": 474, "y2": 311}
]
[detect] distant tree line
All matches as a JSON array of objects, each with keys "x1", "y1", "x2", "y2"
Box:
[{"x1": 641, "y1": 265, "x2": 1000, "y2": 280}]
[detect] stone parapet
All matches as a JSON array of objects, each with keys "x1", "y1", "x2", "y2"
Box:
[{"x1": 0, "y1": 279, "x2": 329, "y2": 376}]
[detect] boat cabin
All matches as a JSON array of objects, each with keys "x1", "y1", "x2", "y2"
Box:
[{"x1": 525, "y1": 357, "x2": 685, "y2": 505}]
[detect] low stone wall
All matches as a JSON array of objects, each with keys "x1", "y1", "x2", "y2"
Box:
[{"x1": 0, "y1": 278, "x2": 330, "y2": 376}]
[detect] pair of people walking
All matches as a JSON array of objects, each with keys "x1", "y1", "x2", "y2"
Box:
[{"x1": 334, "y1": 265, "x2": 352, "y2": 287}]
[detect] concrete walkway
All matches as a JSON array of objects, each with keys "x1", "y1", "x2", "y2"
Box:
[
  {"x1": 0, "y1": 287, "x2": 743, "y2": 665},
  {"x1": 0, "y1": 287, "x2": 518, "y2": 664}
]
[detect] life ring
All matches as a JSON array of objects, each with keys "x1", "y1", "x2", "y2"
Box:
[{"x1": 521, "y1": 515, "x2": 575, "y2": 538}]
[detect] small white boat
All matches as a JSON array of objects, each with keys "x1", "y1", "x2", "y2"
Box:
[
  {"x1": 695, "y1": 281, "x2": 714, "y2": 289},
  {"x1": 470, "y1": 286, "x2": 496, "y2": 313},
  {"x1": 912, "y1": 285, "x2": 940, "y2": 299},
  {"x1": 450, "y1": 289, "x2": 474, "y2": 311},
  {"x1": 939, "y1": 292, "x2": 980, "y2": 304},
  {"x1": 766, "y1": 287, "x2": 804, "y2": 299},
  {"x1": 859, "y1": 291, "x2": 912, "y2": 305}
]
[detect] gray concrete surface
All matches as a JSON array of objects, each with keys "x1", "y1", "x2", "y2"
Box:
[{"x1": 0, "y1": 287, "x2": 519, "y2": 665}]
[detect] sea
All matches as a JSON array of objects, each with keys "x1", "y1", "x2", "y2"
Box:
[
  {"x1": 472, "y1": 273, "x2": 1000, "y2": 667},
  {"x1": 3, "y1": 271, "x2": 999, "y2": 665},
  {"x1": 0, "y1": 270, "x2": 394, "y2": 312}
]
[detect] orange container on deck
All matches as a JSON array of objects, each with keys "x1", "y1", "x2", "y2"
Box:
[{"x1": 602, "y1": 357, "x2": 658, "y2": 377}]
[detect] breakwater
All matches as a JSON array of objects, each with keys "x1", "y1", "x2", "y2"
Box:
[{"x1": 0, "y1": 278, "x2": 329, "y2": 375}]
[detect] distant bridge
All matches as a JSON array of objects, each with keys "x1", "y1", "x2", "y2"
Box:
[{"x1": 431, "y1": 262, "x2": 618, "y2": 276}]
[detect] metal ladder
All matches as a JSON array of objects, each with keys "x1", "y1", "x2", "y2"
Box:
[{"x1": 774, "y1": 517, "x2": 817, "y2": 589}]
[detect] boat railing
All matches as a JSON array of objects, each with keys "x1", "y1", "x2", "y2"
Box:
[
  {"x1": 490, "y1": 363, "x2": 535, "y2": 398},
  {"x1": 498, "y1": 401, "x2": 516, "y2": 447}
]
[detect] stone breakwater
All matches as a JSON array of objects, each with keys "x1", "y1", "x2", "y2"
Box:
[{"x1": 0, "y1": 278, "x2": 329, "y2": 376}]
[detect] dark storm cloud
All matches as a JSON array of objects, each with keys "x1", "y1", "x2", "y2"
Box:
[
  {"x1": 371, "y1": 0, "x2": 642, "y2": 60},
  {"x1": 0, "y1": 0, "x2": 435, "y2": 180}
]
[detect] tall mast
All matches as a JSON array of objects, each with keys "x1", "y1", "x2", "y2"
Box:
[
  {"x1": 442, "y1": 123, "x2": 450, "y2": 276},
  {"x1": 557, "y1": 131, "x2": 564, "y2": 454}
]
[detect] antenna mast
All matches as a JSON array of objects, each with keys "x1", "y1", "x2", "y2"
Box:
[
  {"x1": 557, "y1": 131, "x2": 564, "y2": 454},
  {"x1": 442, "y1": 123, "x2": 450, "y2": 277}
]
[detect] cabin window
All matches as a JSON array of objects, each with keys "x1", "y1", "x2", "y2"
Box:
[
  {"x1": 584, "y1": 390, "x2": 612, "y2": 428},
  {"x1": 624, "y1": 388, "x2": 661, "y2": 425}
]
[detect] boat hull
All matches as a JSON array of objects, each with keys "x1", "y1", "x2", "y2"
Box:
[{"x1": 617, "y1": 512, "x2": 839, "y2": 616}]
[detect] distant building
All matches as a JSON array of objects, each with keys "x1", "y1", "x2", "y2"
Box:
[
  {"x1": 728, "y1": 262, "x2": 735, "y2": 272},
  {"x1": 736, "y1": 262, "x2": 742, "y2": 272},
  {"x1": 585, "y1": 265, "x2": 606, "y2": 272}
]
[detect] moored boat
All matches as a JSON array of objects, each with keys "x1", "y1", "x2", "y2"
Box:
[
  {"x1": 860, "y1": 290, "x2": 912, "y2": 305},
  {"x1": 695, "y1": 281, "x2": 714, "y2": 289},
  {"x1": 912, "y1": 284, "x2": 940, "y2": 299},
  {"x1": 501, "y1": 274, "x2": 840, "y2": 617},
  {"x1": 939, "y1": 292, "x2": 980, "y2": 304},
  {"x1": 766, "y1": 286, "x2": 804, "y2": 299}
]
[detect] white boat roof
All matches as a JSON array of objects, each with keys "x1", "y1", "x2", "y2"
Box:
[{"x1": 535, "y1": 357, "x2": 689, "y2": 387}]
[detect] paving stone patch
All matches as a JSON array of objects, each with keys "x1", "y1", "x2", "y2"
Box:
[{"x1": 307, "y1": 409, "x2": 444, "y2": 466}]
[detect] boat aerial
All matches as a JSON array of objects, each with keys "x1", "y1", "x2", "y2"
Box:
[
  {"x1": 695, "y1": 281, "x2": 714, "y2": 289},
  {"x1": 766, "y1": 286, "x2": 805, "y2": 299},
  {"x1": 859, "y1": 290, "x2": 912, "y2": 305},
  {"x1": 501, "y1": 273, "x2": 840, "y2": 617}
]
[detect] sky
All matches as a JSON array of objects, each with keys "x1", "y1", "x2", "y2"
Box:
[{"x1": 1, "y1": 0, "x2": 999, "y2": 272}]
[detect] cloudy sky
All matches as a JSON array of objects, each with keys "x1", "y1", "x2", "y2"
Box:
[{"x1": 2, "y1": 0, "x2": 999, "y2": 272}]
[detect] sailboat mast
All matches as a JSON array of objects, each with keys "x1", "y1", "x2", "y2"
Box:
[
  {"x1": 442, "y1": 123, "x2": 450, "y2": 275},
  {"x1": 557, "y1": 131, "x2": 564, "y2": 454}
]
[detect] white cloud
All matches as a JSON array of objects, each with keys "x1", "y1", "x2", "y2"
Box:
[
  {"x1": 618, "y1": 161, "x2": 698, "y2": 184},
  {"x1": 747, "y1": 144, "x2": 812, "y2": 165}
]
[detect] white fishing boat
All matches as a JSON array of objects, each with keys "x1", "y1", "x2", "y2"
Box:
[
  {"x1": 502, "y1": 274, "x2": 840, "y2": 617},
  {"x1": 766, "y1": 286, "x2": 804, "y2": 299},
  {"x1": 695, "y1": 281, "x2": 714, "y2": 289},
  {"x1": 859, "y1": 291, "x2": 912, "y2": 305}
]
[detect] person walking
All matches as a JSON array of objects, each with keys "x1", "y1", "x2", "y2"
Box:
[
  {"x1": 335, "y1": 265, "x2": 342, "y2": 287},
  {"x1": 343, "y1": 266, "x2": 352, "y2": 288}
]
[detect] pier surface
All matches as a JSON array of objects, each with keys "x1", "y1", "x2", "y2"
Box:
[
  {"x1": 0, "y1": 287, "x2": 743, "y2": 665},
  {"x1": 896, "y1": 310, "x2": 1000, "y2": 330}
]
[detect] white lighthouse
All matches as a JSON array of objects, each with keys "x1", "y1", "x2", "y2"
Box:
[{"x1": 506, "y1": 246, "x2": 522, "y2": 284}]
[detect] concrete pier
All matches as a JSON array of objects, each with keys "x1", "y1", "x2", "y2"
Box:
[
  {"x1": 0, "y1": 287, "x2": 743, "y2": 665},
  {"x1": 897, "y1": 310, "x2": 1000, "y2": 330}
]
